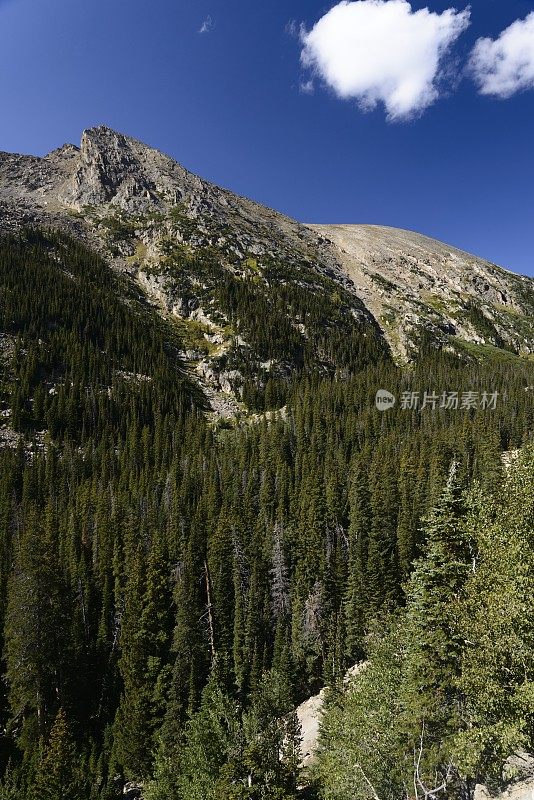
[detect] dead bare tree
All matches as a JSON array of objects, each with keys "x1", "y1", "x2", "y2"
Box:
[
  {"x1": 353, "y1": 721, "x2": 453, "y2": 800},
  {"x1": 355, "y1": 763, "x2": 383, "y2": 800},
  {"x1": 413, "y1": 720, "x2": 452, "y2": 800},
  {"x1": 203, "y1": 559, "x2": 216, "y2": 665}
]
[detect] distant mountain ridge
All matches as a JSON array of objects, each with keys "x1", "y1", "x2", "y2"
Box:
[{"x1": 1, "y1": 125, "x2": 533, "y2": 369}]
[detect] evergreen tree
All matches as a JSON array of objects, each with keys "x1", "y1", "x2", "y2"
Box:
[
  {"x1": 454, "y1": 449, "x2": 534, "y2": 786},
  {"x1": 4, "y1": 507, "x2": 71, "y2": 744},
  {"x1": 0, "y1": 762, "x2": 20, "y2": 800},
  {"x1": 32, "y1": 708, "x2": 86, "y2": 800},
  {"x1": 111, "y1": 547, "x2": 145, "y2": 773},
  {"x1": 315, "y1": 617, "x2": 408, "y2": 800},
  {"x1": 402, "y1": 463, "x2": 474, "y2": 796},
  {"x1": 147, "y1": 668, "x2": 244, "y2": 800},
  {"x1": 344, "y1": 450, "x2": 372, "y2": 662},
  {"x1": 243, "y1": 667, "x2": 301, "y2": 799},
  {"x1": 366, "y1": 448, "x2": 400, "y2": 611}
]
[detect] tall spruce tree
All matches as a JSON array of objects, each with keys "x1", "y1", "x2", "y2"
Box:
[
  {"x1": 5, "y1": 506, "x2": 71, "y2": 745},
  {"x1": 344, "y1": 449, "x2": 372, "y2": 662},
  {"x1": 454, "y1": 449, "x2": 534, "y2": 786},
  {"x1": 403, "y1": 463, "x2": 474, "y2": 796},
  {"x1": 32, "y1": 708, "x2": 86, "y2": 800}
]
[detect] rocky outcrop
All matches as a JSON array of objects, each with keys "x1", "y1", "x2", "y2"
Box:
[
  {"x1": 295, "y1": 663, "x2": 367, "y2": 769},
  {"x1": 123, "y1": 781, "x2": 143, "y2": 800},
  {"x1": 297, "y1": 688, "x2": 326, "y2": 768},
  {"x1": 475, "y1": 753, "x2": 534, "y2": 800},
  {"x1": 475, "y1": 781, "x2": 534, "y2": 800},
  {"x1": 58, "y1": 127, "x2": 192, "y2": 212}
]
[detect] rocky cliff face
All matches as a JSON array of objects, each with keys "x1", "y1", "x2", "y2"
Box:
[
  {"x1": 0, "y1": 126, "x2": 343, "y2": 279},
  {"x1": 1, "y1": 125, "x2": 534, "y2": 370}
]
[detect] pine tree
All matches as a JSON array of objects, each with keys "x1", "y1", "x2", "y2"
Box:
[
  {"x1": 242, "y1": 667, "x2": 301, "y2": 799},
  {"x1": 4, "y1": 506, "x2": 71, "y2": 742},
  {"x1": 344, "y1": 450, "x2": 372, "y2": 662},
  {"x1": 454, "y1": 448, "x2": 534, "y2": 785},
  {"x1": 403, "y1": 462, "x2": 473, "y2": 795},
  {"x1": 0, "y1": 762, "x2": 20, "y2": 800},
  {"x1": 147, "y1": 667, "x2": 244, "y2": 800},
  {"x1": 315, "y1": 616, "x2": 408, "y2": 800},
  {"x1": 32, "y1": 708, "x2": 86, "y2": 800},
  {"x1": 366, "y1": 447, "x2": 400, "y2": 611},
  {"x1": 111, "y1": 545, "x2": 149, "y2": 778}
]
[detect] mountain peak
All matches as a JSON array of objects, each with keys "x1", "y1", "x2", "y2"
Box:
[
  {"x1": 44, "y1": 143, "x2": 80, "y2": 160},
  {"x1": 79, "y1": 125, "x2": 146, "y2": 158},
  {"x1": 51, "y1": 125, "x2": 200, "y2": 213},
  {"x1": 83, "y1": 124, "x2": 122, "y2": 136},
  {"x1": 82, "y1": 124, "x2": 145, "y2": 144},
  {"x1": 1, "y1": 126, "x2": 534, "y2": 364}
]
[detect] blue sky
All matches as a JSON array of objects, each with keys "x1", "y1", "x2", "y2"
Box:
[{"x1": 0, "y1": 0, "x2": 533, "y2": 275}]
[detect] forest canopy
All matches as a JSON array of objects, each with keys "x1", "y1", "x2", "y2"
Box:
[{"x1": 0, "y1": 230, "x2": 532, "y2": 799}]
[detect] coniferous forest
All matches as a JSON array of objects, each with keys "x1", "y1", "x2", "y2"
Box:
[{"x1": 0, "y1": 229, "x2": 533, "y2": 799}]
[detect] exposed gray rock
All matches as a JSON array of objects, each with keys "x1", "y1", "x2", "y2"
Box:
[
  {"x1": 0, "y1": 425, "x2": 21, "y2": 450},
  {"x1": 219, "y1": 369, "x2": 241, "y2": 394},
  {"x1": 295, "y1": 662, "x2": 368, "y2": 769},
  {"x1": 123, "y1": 781, "x2": 143, "y2": 799},
  {"x1": 475, "y1": 753, "x2": 534, "y2": 800}
]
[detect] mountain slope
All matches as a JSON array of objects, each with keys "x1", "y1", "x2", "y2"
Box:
[
  {"x1": 1, "y1": 126, "x2": 534, "y2": 406},
  {"x1": 1, "y1": 129, "x2": 534, "y2": 800},
  {"x1": 0, "y1": 129, "x2": 388, "y2": 418},
  {"x1": 0, "y1": 126, "x2": 345, "y2": 284},
  {"x1": 309, "y1": 223, "x2": 534, "y2": 361}
]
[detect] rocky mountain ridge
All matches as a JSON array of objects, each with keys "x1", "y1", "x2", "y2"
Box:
[
  {"x1": 310, "y1": 223, "x2": 534, "y2": 361},
  {"x1": 0, "y1": 126, "x2": 343, "y2": 280},
  {"x1": 1, "y1": 125, "x2": 534, "y2": 379}
]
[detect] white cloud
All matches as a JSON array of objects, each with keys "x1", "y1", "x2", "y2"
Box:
[
  {"x1": 285, "y1": 20, "x2": 299, "y2": 37},
  {"x1": 300, "y1": 79, "x2": 315, "y2": 94},
  {"x1": 199, "y1": 15, "x2": 213, "y2": 34},
  {"x1": 300, "y1": 0, "x2": 471, "y2": 121},
  {"x1": 469, "y1": 12, "x2": 534, "y2": 98}
]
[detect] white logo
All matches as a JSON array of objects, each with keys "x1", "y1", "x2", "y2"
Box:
[{"x1": 375, "y1": 389, "x2": 396, "y2": 411}]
